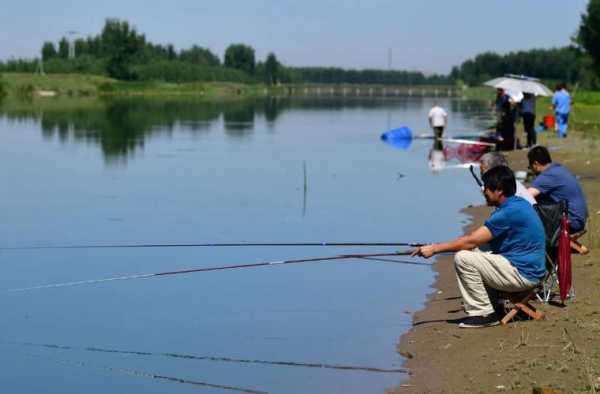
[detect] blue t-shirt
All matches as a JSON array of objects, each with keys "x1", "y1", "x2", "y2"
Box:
[
  {"x1": 484, "y1": 196, "x2": 546, "y2": 282},
  {"x1": 552, "y1": 89, "x2": 571, "y2": 114},
  {"x1": 532, "y1": 163, "x2": 588, "y2": 232}
]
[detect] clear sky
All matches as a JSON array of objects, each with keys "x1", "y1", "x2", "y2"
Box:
[{"x1": 0, "y1": 0, "x2": 589, "y2": 74}]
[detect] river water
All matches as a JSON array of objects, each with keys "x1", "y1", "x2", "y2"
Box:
[{"x1": 0, "y1": 96, "x2": 490, "y2": 393}]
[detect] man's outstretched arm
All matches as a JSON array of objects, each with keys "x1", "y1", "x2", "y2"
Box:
[{"x1": 412, "y1": 226, "x2": 493, "y2": 258}]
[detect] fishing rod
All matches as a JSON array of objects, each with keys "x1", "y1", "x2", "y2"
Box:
[
  {"x1": 439, "y1": 137, "x2": 496, "y2": 147},
  {"x1": 412, "y1": 135, "x2": 497, "y2": 146},
  {"x1": 15, "y1": 341, "x2": 409, "y2": 374},
  {"x1": 1, "y1": 241, "x2": 425, "y2": 251},
  {"x1": 5, "y1": 251, "x2": 428, "y2": 293},
  {"x1": 23, "y1": 352, "x2": 266, "y2": 394},
  {"x1": 469, "y1": 164, "x2": 483, "y2": 188}
]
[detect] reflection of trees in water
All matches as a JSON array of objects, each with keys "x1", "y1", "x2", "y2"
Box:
[
  {"x1": 223, "y1": 102, "x2": 256, "y2": 137},
  {"x1": 4, "y1": 99, "x2": 224, "y2": 163},
  {"x1": 0, "y1": 96, "x2": 452, "y2": 162}
]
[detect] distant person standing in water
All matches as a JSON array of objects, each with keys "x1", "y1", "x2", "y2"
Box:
[
  {"x1": 519, "y1": 93, "x2": 536, "y2": 147},
  {"x1": 552, "y1": 83, "x2": 571, "y2": 138},
  {"x1": 428, "y1": 103, "x2": 448, "y2": 139}
]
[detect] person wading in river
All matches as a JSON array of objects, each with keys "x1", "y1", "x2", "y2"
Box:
[
  {"x1": 428, "y1": 103, "x2": 448, "y2": 139},
  {"x1": 412, "y1": 165, "x2": 546, "y2": 328}
]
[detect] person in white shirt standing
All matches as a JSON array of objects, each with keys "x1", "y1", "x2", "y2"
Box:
[{"x1": 428, "y1": 104, "x2": 448, "y2": 139}]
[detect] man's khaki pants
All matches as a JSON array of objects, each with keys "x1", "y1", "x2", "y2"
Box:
[{"x1": 454, "y1": 250, "x2": 538, "y2": 316}]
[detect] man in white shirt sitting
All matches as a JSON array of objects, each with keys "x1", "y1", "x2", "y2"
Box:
[
  {"x1": 428, "y1": 104, "x2": 448, "y2": 139},
  {"x1": 479, "y1": 152, "x2": 536, "y2": 205}
]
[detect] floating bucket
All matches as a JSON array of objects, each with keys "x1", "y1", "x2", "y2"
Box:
[{"x1": 381, "y1": 127, "x2": 412, "y2": 150}]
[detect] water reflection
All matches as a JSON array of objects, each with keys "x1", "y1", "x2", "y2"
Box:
[
  {"x1": 428, "y1": 139, "x2": 446, "y2": 172},
  {"x1": 383, "y1": 134, "x2": 491, "y2": 173},
  {"x1": 0, "y1": 98, "x2": 274, "y2": 162},
  {"x1": 428, "y1": 139, "x2": 489, "y2": 173},
  {"x1": 0, "y1": 95, "x2": 494, "y2": 394},
  {"x1": 0, "y1": 96, "x2": 491, "y2": 165},
  {"x1": 223, "y1": 101, "x2": 256, "y2": 136}
]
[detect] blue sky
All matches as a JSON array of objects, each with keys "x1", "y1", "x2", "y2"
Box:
[{"x1": 0, "y1": 0, "x2": 589, "y2": 73}]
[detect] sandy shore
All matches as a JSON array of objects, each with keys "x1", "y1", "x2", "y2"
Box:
[{"x1": 392, "y1": 135, "x2": 600, "y2": 393}]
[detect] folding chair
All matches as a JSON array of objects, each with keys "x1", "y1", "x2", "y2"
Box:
[
  {"x1": 534, "y1": 201, "x2": 564, "y2": 303},
  {"x1": 493, "y1": 227, "x2": 551, "y2": 324},
  {"x1": 499, "y1": 289, "x2": 545, "y2": 325},
  {"x1": 570, "y1": 229, "x2": 589, "y2": 255},
  {"x1": 534, "y1": 201, "x2": 588, "y2": 302}
]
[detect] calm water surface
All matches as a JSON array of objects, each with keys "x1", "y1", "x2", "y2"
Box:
[{"x1": 0, "y1": 96, "x2": 489, "y2": 393}]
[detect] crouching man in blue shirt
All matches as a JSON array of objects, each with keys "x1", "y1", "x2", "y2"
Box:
[
  {"x1": 412, "y1": 166, "x2": 546, "y2": 328},
  {"x1": 527, "y1": 145, "x2": 588, "y2": 233}
]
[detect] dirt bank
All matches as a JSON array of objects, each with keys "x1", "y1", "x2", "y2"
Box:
[{"x1": 393, "y1": 134, "x2": 600, "y2": 393}]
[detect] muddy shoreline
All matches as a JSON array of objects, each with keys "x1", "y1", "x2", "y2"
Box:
[{"x1": 392, "y1": 138, "x2": 600, "y2": 393}]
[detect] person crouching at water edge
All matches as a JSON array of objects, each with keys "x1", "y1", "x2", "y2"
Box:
[{"x1": 412, "y1": 165, "x2": 546, "y2": 328}]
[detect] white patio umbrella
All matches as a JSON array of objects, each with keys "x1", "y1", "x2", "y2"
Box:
[{"x1": 483, "y1": 74, "x2": 553, "y2": 96}]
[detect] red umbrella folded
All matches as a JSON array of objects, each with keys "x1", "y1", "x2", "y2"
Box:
[{"x1": 558, "y1": 208, "x2": 572, "y2": 303}]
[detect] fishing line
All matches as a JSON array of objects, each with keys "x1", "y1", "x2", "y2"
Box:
[
  {"x1": 355, "y1": 256, "x2": 433, "y2": 266},
  {"x1": 1, "y1": 241, "x2": 424, "y2": 251},
  {"x1": 15, "y1": 341, "x2": 409, "y2": 374},
  {"x1": 22, "y1": 352, "x2": 266, "y2": 393},
  {"x1": 5, "y1": 251, "x2": 425, "y2": 293}
]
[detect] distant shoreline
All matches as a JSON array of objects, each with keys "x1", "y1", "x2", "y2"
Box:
[{"x1": 0, "y1": 72, "x2": 462, "y2": 100}]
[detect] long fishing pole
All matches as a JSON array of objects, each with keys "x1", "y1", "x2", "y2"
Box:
[
  {"x1": 15, "y1": 341, "x2": 409, "y2": 374},
  {"x1": 1, "y1": 241, "x2": 425, "y2": 251},
  {"x1": 24, "y1": 352, "x2": 266, "y2": 394},
  {"x1": 439, "y1": 137, "x2": 496, "y2": 147},
  {"x1": 5, "y1": 251, "x2": 428, "y2": 293}
]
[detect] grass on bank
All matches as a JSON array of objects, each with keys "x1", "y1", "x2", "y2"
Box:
[
  {"x1": 464, "y1": 85, "x2": 600, "y2": 138},
  {"x1": 0, "y1": 72, "x2": 288, "y2": 99}
]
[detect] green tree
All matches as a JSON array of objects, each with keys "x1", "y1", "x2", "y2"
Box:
[
  {"x1": 179, "y1": 45, "x2": 220, "y2": 66},
  {"x1": 264, "y1": 52, "x2": 280, "y2": 85},
  {"x1": 41, "y1": 42, "x2": 58, "y2": 60},
  {"x1": 74, "y1": 38, "x2": 88, "y2": 57},
  {"x1": 0, "y1": 73, "x2": 6, "y2": 99},
  {"x1": 100, "y1": 19, "x2": 146, "y2": 79},
  {"x1": 86, "y1": 36, "x2": 103, "y2": 58},
  {"x1": 224, "y1": 44, "x2": 255, "y2": 74},
  {"x1": 58, "y1": 37, "x2": 69, "y2": 59},
  {"x1": 166, "y1": 44, "x2": 176, "y2": 60},
  {"x1": 578, "y1": 0, "x2": 600, "y2": 74}
]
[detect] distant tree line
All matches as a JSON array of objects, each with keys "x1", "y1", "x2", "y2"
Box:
[
  {"x1": 0, "y1": 19, "x2": 279, "y2": 84},
  {"x1": 576, "y1": 0, "x2": 600, "y2": 87},
  {"x1": 281, "y1": 67, "x2": 450, "y2": 85},
  {"x1": 449, "y1": 47, "x2": 583, "y2": 86},
  {"x1": 0, "y1": 74, "x2": 5, "y2": 98},
  {"x1": 450, "y1": 0, "x2": 600, "y2": 89},
  {"x1": 6, "y1": 8, "x2": 600, "y2": 88},
  {"x1": 0, "y1": 19, "x2": 453, "y2": 86}
]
